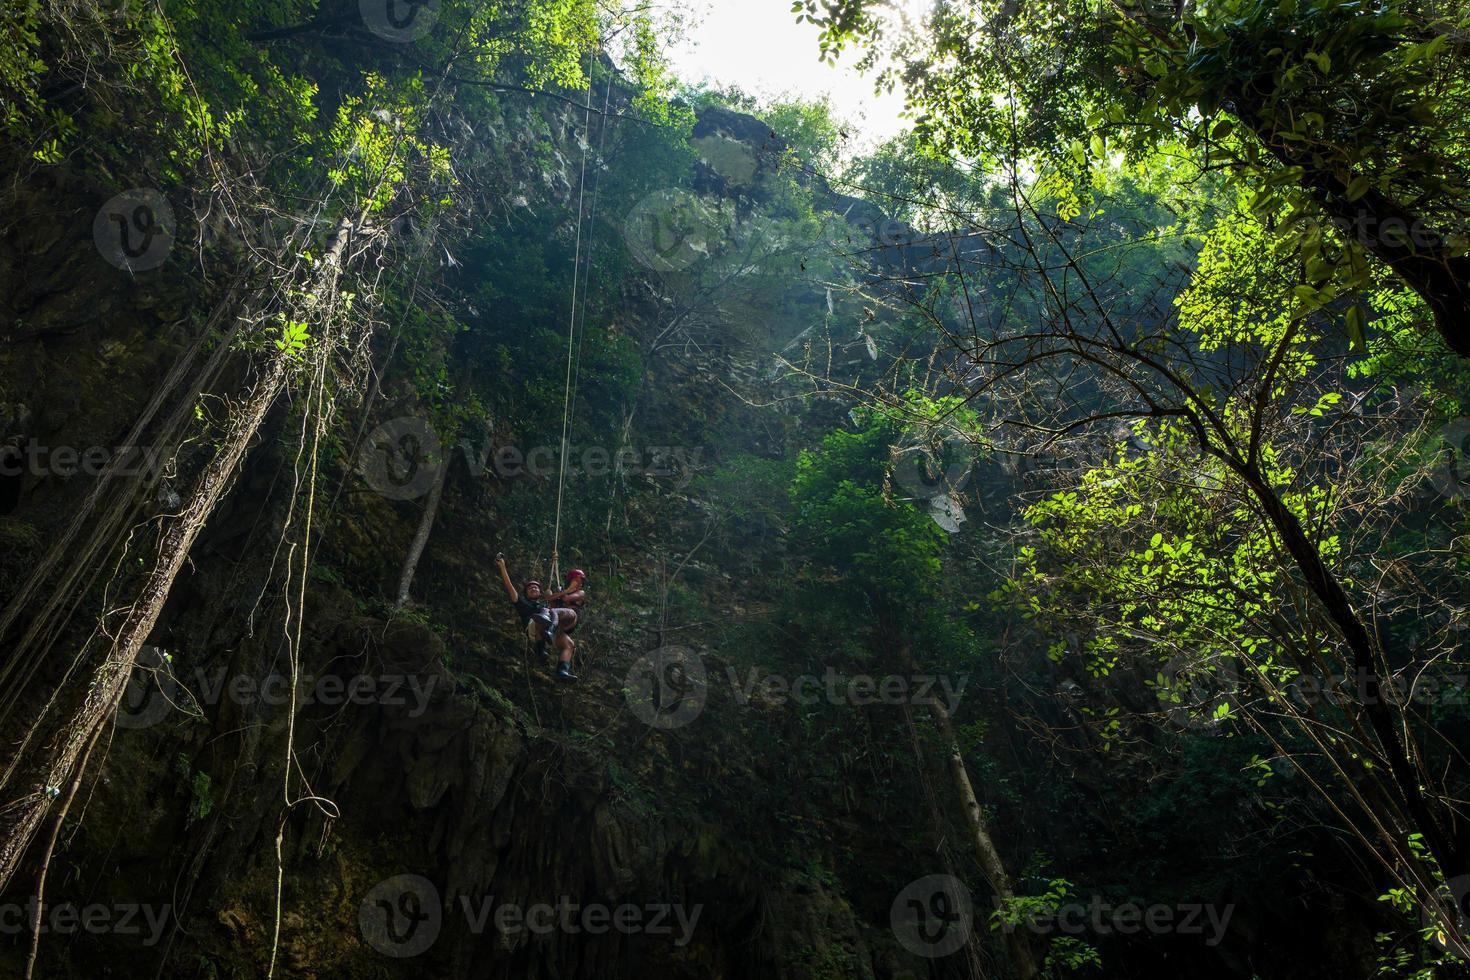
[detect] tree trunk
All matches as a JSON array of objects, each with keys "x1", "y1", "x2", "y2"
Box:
[
  {"x1": 924, "y1": 666, "x2": 1040, "y2": 979},
  {"x1": 892, "y1": 637, "x2": 1040, "y2": 980},
  {"x1": 0, "y1": 282, "x2": 248, "y2": 729},
  {"x1": 394, "y1": 454, "x2": 449, "y2": 609},
  {"x1": 898, "y1": 701, "x2": 994, "y2": 979},
  {"x1": 1233, "y1": 94, "x2": 1470, "y2": 358},
  {"x1": 1236, "y1": 467, "x2": 1468, "y2": 885},
  {"x1": 0, "y1": 214, "x2": 360, "y2": 893}
]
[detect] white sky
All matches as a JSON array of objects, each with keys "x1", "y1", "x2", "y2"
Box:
[{"x1": 663, "y1": 0, "x2": 917, "y2": 151}]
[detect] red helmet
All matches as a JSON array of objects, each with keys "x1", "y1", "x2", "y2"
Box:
[{"x1": 567, "y1": 569, "x2": 587, "y2": 582}]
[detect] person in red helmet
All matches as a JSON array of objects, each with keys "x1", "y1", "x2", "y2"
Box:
[
  {"x1": 544, "y1": 569, "x2": 587, "y2": 682},
  {"x1": 548, "y1": 569, "x2": 587, "y2": 620}
]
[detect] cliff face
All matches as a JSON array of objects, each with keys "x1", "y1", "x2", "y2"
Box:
[
  {"x1": 0, "y1": 32, "x2": 1398, "y2": 978},
  {"x1": 0, "y1": 96, "x2": 943, "y2": 980}
]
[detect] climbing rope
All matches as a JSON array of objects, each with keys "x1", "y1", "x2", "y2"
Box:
[
  {"x1": 565, "y1": 64, "x2": 615, "y2": 479},
  {"x1": 548, "y1": 50, "x2": 598, "y2": 587}
]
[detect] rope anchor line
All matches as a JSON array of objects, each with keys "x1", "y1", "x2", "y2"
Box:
[{"x1": 549, "y1": 44, "x2": 610, "y2": 586}]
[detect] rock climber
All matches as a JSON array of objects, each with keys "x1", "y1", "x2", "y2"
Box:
[
  {"x1": 542, "y1": 568, "x2": 586, "y2": 682},
  {"x1": 494, "y1": 553, "x2": 578, "y2": 682},
  {"x1": 547, "y1": 569, "x2": 586, "y2": 628}
]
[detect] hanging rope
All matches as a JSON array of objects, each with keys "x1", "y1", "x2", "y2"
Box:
[
  {"x1": 549, "y1": 47, "x2": 600, "y2": 586},
  {"x1": 565, "y1": 63, "x2": 615, "y2": 467}
]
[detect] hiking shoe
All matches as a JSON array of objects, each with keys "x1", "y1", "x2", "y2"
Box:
[{"x1": 555, "y1": 662, "x2": 578, "y2": 682}]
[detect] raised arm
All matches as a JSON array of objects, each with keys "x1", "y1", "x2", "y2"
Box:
[{"x1": 494, "y1": 553, "x2": 519, "y2": 603}]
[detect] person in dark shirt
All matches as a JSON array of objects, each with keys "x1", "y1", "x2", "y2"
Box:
[{"x1": 495, "y1": 553, "x2": 577, "y2": 681}]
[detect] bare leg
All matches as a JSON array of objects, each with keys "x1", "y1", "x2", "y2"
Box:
[
  {"x1": 552, "y1": 614, "x2": 578, "y2": 681},
  {"x1": 552, "y1": 605, "x2": 576, "y2": 658}
]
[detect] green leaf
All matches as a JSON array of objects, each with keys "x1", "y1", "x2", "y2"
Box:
[{"x1": 1346, "y1": 305, "x2": 1367, "y2": 352}]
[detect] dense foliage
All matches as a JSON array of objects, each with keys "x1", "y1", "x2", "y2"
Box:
[{"x1": 2, "y1": 0, "x2": 1470, "y2": 978}]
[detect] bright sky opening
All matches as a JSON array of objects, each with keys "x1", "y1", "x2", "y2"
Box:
[{"x1": 664, "y1": 0, "x2": 919, "y2": 151}]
